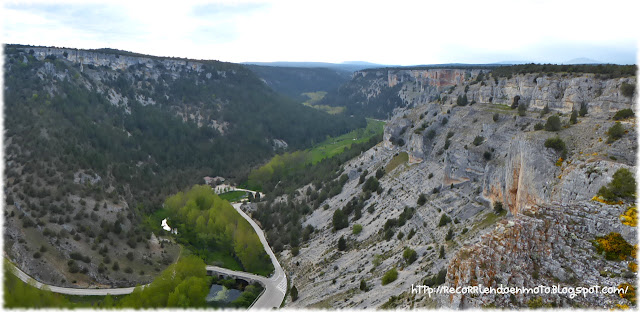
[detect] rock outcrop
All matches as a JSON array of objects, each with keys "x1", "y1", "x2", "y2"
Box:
[
  {"x1": 446, "y1": 202, "x2": 636, "y2": 309},
  {"x1": 282, "y1": 66, "x2": 636, "y2": 309}
]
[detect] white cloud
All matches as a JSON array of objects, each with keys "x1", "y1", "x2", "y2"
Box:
[{"x1": 2, "y1": 0, "x2": 637, "y2": 64}]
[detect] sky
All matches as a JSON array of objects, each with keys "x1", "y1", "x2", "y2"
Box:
[{"x1": 2, "y1": 0, "x2": 639, "y2": 65}]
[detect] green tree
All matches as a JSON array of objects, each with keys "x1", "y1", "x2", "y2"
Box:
[
  {"x1": 511, "y1": 95, "x2": 520, "y2": 108},
  {"x1": 597, "y1": 168, "x2": 636, "y2": 201},
  {"x1": 494, "y1": 201, "x2": 504, "y2": 214},
  {"x1": 456, "y1": 94, "x2": 468, "y2": 106},
  {"x1": 570, "y1": 110, "x2": 578, "y2": 124},
  {"x1": 445, "y1": 228, "x2": 454, "y2": 241},
  {"x1": 544, "y1": 136, "x2": 567, "y2": 158},
  {"x1": 417, "y1": 193, "x2": 427, "y2": 206},
  {"x1": 363, "y1": 177, "x2": 379, "y2": 193},
  {"x1": 290, "y1": 285, "x2": 299, "y2": 302},
  {"x1": 544, "y1": 115, "x2": 562, "y2": 131},
  {"x1": 381, "y1": 268, "x2": 398, "y2": 285},
  {"x1": 3, "y1": 260, "x2": 72, "y2": 308},
  {"x1": 621, "y1": 82, "x2": 635, "y2": 98},
  {"x1": 579, "y1": 102, "x2": 588, "y2": 116},
  {"x1": 606, "y1": 122, "x2": 625, "y2": 143},
  {"x1": 518, "y1": 103, "x2": 527, "y2": 116},
  {"x1": 473, "y1": 136, "x2": 484, "y2": 146},
  {"x1": 352, "y1": 224, "x2": 363, "y2": 235},
  {"x1": 438, "y1": 214, "x2": 451, "y2": 227},
  {"x1": 332, "y1": 208, "x2": 348, "y2": 231},
  {"x1": 118, "y1": 256, "x2": 210, "y2": 308},
  {"x1": 613, "y1": 108, "x2": 634, "y2": 120},
  {"x1": 403, "y1": 247, "x2": 418, "y2": 264},
  {"x1": 338, "y1": 236, "x2": 347, "y2": 251},
  {"x1": 360, "y1": 279, "x2": 368, "y2": 291}
]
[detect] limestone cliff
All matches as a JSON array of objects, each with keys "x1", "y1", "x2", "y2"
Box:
[{"x1": 281, "y1": 66, "x2": 637, "y2": 309}]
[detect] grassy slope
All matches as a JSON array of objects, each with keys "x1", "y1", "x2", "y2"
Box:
[
  {"x1": 218, "y1": 191, "x2": 248, "y2": 202},
  {"x1": 385, "y1": 152, "x2": 409, "y2": 173},
  {"x1": 302, "y1": 91, "x2": 346, "y2": 115},
  {"x1": 307, "y1": 119, "x2": 385, "y2": 164}
]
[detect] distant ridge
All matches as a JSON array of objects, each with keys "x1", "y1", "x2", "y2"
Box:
[
  {"x1": 562, "y1": 57, "x2": 603, "y2": 64},
  {"x1": 241, "y1": 61, "x2": 386, "y2": 72}
]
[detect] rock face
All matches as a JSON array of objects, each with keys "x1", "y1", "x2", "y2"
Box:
[
  {"x1": 337, "y1": 67, "x2": 635, "y2": 120},
  {"x1": 282, "y1": 67, "x2": 636, "y2": 309},
  {"x1": 25, "y1": 46, "x2": 208, "y2": 73},
  {"x1": 446, "y1": 203, "x2": 636, "y2": 309}
]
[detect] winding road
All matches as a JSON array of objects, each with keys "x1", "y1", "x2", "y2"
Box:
[{"x1": 7, "y1": 202, "x2": 286, "y2": 309}]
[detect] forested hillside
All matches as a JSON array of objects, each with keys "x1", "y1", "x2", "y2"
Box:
[
  {"x1": 2, "y1": 45, "x2": 363, "y2": 287},
  {"x1": 244, "y1": 64, "x2": 351, "y2": 102}
]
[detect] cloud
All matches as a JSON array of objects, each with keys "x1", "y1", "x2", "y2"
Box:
[
  {"x1": 2, "y1": 0, "x2": 637, "y2": 64},
  {"x1": 4, "y1": 3, "x2": 145, "y2": 46}
]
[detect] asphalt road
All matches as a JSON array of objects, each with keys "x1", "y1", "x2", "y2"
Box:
[{"x1": 7, "y1": 202, "x2": 286, "y2": 309}]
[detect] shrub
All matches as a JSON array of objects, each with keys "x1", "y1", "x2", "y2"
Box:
[
  {"x1": 381, "y1": 268, "x2": 398, "y2": 285},
  {"x1": 518, "y1": 103, "x2": 527, "y2": 116},
  {"x1": 621, "y1": 82, "x2": 635, "y2": 98},
  {"x1": 544, "y1": 115, "x2": 562, "y2": 131},
  {"x1": 407, "y1": 228, "x2": 416, "y2": 240},
  {"x1": 363, "y1": 177, "x2": 379, "y2": 193},
  {"x1": 597, "y1": 168, "x2": 636, "y2": 201},
  {"x1": 417, "y1": 193, "x2": 427, "y2": 206},
  {"x1": 337, "y1": 236, "x2": 346, "y2": 251},
  {"x1": 438, "y1": 214, "x2": 451, "y2": 227},
  {"x1": 360, "y1": 279, "x2": 368, "y2": 291},
  {"x1": 534, "y1": 123, "x2": 544, "y2": 130},
  {"x1": 473, "y1": 136, "x2": 484, "y2": 146},
  {"x1": 332, "y1": 209, "x2": 348, "y2": 231},
  {"x1": 544, "y1": 136, "x2": 567, "y2": 158},
  {"x1": 424, "y1": 268, "x2": 447, "y2": 286},
  {"x1": 290, "y1": 285, "x2": 298, "y2": 301},
  {"x1": 403, "y1": 247, "x2": 418, "y2": 264},
  {"x1": 606, "y1": 122, "x2": 625, "y2": 143},
  {"x1": 570, "y1": 110, "x2": 578, "y2": 124},
  {"x1": 579, "y1": 102, "x2": 588, "y2": 116},
  {"x1": 540, "y1": 104, "x2": 550, "y2": 116},
  {"x1": 483, "y1": 151, "x2": 492, "y2": 160},
  {"x1": 456, "y1": 94, "x2": 468, "y2": 106},
  {"x1": 291, "y1": 247, "x2": 299, "y2": 256},
  {"x1": 511, "y1": 95, "x2": 520, "y2": 108},
  {"x1": 594, "y1": 232, "x2": 633, "y2": 260},
  {"x1": 439, "y1": 246, "x2": 445, "y2": 259},
  {"x1": 352, "y1": 224, "x2": 363, "y2": 235},
  {"x1": 620, "y1": 206, "x2": 637, "y2": 227},
  {"x1": 441, "y1": 117, "x2": 448, "y2": 125},
  {"x1": 445, "y1": 228, "x2": 454, "y2": 241},
  {"x1": 613, "y1": 108, "x2": 634, "y2": 120},
  {"x1": 426, "y1": 129, "x2": 436, "y2": 140},
  {"x1": 375, "y1": 168, "x2": 385, "y2": 179},
  {"x1": 493, "y1": 201, "x2": 504, "y2": 214}
]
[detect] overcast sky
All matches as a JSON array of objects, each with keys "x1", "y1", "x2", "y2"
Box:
[{"x1": 2, "y1": 0, "x2": 638, "y2": 65}]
